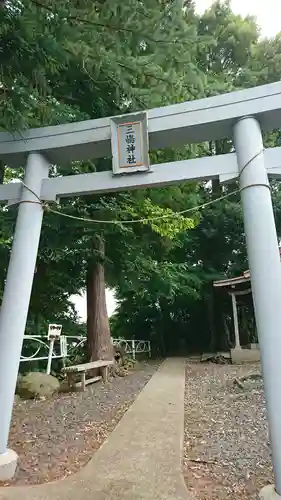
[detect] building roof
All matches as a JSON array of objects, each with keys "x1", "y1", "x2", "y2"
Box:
[
  {"x1": 213, "y1": 248, "x2": 281, "y2": 289},
  {"x1": 213, "y1": 271, "x2": 250, "y2": 289}
]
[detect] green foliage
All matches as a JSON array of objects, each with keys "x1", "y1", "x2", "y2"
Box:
[
  {"x1": 1, "y1": 0, "x2": 281, "y2": 358},
  {"x1": 0, "y1": 0, "x2": 203, "y2": 342},
  {"x1": 122, "y1": 197, "x2": 195, "y2": 238},
  {"x1": 196, "y1": 0, "x2": 259, "y2": 95},
  {"x1": 238, "y1": 34, "x2": 281, "y2": 87},
  {"x1": 112, "y1": 2, "x2": 281, "y2": 355},
  {"x1": 0, "y1": 0, "x2": 203, "y2": 130}
]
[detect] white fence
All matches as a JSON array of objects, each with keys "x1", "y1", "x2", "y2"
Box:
[{"x1": 20, "y1": 335, "x2": 151, "y2": 373}]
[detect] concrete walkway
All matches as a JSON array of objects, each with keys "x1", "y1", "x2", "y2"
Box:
[{"x1": 0, "y1": 358, "x2": 190, "y2": 500}]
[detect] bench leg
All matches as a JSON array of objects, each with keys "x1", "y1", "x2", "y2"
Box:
[
  {"x1": 67, "y1": 373, "x2": 73, "y2": 390},
  {"x1": 101, "y1": 366, "x2": 108, "y2": 383},
  {"x1": 81, "y1": 372, "x2": 86, "y2": 391}
]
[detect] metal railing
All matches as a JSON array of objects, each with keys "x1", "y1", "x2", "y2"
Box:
[
  {"x1": 112, "y1": 338, "x2": 151, "y2": 360},
  {"x1": 21, "y1": 335, "x2": 65, "y2": 362},
  {"x1": 20, "y1": 335, "x2": 151, "y2": 373}
]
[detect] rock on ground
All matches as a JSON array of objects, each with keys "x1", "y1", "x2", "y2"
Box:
[{"x1": 16, "y1": 372, "x2": 60, "y2": 399}]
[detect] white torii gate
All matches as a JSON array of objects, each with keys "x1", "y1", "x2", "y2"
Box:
[{"x1": 0, "y1": 83, "x2": 281, "y2": 498}]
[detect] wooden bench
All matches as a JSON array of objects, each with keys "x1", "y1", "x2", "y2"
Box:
[{"x1": 62, "y1": 360, "x2": 114, "y2": 391}]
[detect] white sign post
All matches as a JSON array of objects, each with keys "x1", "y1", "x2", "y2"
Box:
[
  {"x1": 110, "y1": 112, "x2": 150, "y2": 175},
  {"x1": 46, "y1": 324, "x2": 62, "y2": 375}
]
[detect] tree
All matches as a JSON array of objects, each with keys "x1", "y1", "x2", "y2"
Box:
[
  {"x1": 5, "y1": 0, "x2": 281, "y2": 360},
  {"x1": 0, "y1": 0, "x2": 205, "y2": 360},
  {"x1": 0, "y1": 0, "x2": 203, "y2": 128},
  {"x1": 238, "y1": 34, "x2": 281, "y2": 88},
  {"x1": 112, "y1": 2, "x2": 281, "y2": 355},
  {"x1": 196, "y1": 0, "x2": 259, "y2": 95}
]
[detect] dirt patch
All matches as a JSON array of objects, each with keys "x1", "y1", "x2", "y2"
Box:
[
  {"x1": 183, "y1": 362, "x2": 272, "y2": 499},
  {"x1": 2, "y1": 361, "x2": 159, "y2": 486}
]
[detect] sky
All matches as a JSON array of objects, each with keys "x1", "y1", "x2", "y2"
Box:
[
  {"x1": 71, "y1": 0, "x2": 280, "y2": 322},
  {"x1": 72, "y1": 289, "x2": 117, "y2": 323}
]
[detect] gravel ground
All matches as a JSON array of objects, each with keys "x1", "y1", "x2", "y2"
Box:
[
  {"x1": 2, "y1": 361, "x2": 159, "y2": 486},
  {"x1": 183, "y1": 361, "x2": 273, "y2": 499}
]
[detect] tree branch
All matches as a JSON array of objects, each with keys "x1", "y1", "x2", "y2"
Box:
[
  {"x1": 29, "y1": 0, "x2": 191, "y2": 46},
  {"x1": 117, "y1": 62, "x2": 172, "y2": 86}
]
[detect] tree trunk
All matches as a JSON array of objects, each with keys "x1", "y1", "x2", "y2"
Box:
[
  {"x1": 208, "y1": 291, "x2": 216, "y2": 353},
  {"x1": 86, "y1": 237, "x2": 113, "y2": 361}
]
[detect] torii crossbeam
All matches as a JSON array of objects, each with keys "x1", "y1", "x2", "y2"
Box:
[{"x1": 0, "y1": 83, "x2": 281, "y2": 500}]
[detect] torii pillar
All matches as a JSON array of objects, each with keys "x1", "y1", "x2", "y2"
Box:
[
  {"x1": 0, "y1": 153, "x2": 49, "y2": 479},
  {"x1": 234, "y1": 116, "x2": 281, "y2": 500}
]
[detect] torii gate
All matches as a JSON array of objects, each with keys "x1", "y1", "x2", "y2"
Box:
[{"x1": 0, "y1": 83, "x2": 281, "y2": 498}]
